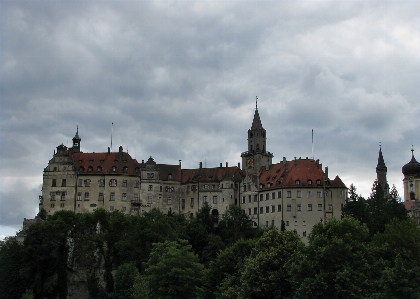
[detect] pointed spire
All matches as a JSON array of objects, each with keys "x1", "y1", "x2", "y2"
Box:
[
  {"x1": 251, "y1": 97, "x2": 263, "y2": 129},
  {"x1": 74, "y1": 125, "x2": 80, "y2": 140},
  {"x1": 377, "y1": 144, "x2": 386, "y2": 168}
]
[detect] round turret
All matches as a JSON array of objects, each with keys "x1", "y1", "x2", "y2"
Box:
[{"x1": 402, "y1": 147, "x2": 420, "y2": 178}]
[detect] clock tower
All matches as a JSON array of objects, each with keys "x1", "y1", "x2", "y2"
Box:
[{"x1": 241, "y1": 97, "x2": 273, "y2": 174}]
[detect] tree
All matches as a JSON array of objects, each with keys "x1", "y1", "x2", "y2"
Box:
[
  {"x1": 0, "y1": 237, "x2": 26, "y2": 299},
  {"x1": 139, "y1": 240, "x2": 204, "y2": 299},
  {"x1": 238, "y1": 229, "x2": 304, "y2": 299},
  {"x1": 113, "y1": 263, "x2": 139, "y2": 299},
  {"x1": 288, "y1": 217, "x2": 372, "y2": 299}
]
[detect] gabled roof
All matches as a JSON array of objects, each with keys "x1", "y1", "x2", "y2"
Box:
[
  {"x1": 258, "y1": 158, "x2": 346, "y2": 190},
  {"x1": 181, "y1": 167, "x2": 245, "y2": 184},
  {"x1": 157, "y1": 164, "x2": 181, "y2": 182},
  {"x1": 73, "y1": 151, "x2": 141, "y2": 176}
]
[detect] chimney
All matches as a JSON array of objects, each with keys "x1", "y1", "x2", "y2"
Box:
[
  {"x1": 226, "y1": 162, "x2": 228, "y2": 167},
  {"x1": 238, "y1": 162, "x2": 240, "y2": 168},
  {"x1": 266, "y1": 164, "x2": 269, "y2": 171},
  {"x1": 220, "y1": 163, "x2": 223, "y2": 168},
  {"x1": 283, "y1": 157, "x2": 286, "y2": 163},
  {"x1": 324, "y1": 166, "x2": 329, "y2": 179},
  {"x1": 179, "y1": 160, "x2": 182, "y2": 167},
  {"x1": 142, "y1": 159, "x2": 144, "y2": 164},
  {"x1": 108, "y1": 147, "x2": 110, "y2": 154},
  {"x1": 199, "y1": 162, "x2": 202, "y2": 169}
]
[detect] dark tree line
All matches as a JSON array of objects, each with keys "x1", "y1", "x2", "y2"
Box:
[{"x1": 1, "y1": 181, "x2": 419, "y2": 299}]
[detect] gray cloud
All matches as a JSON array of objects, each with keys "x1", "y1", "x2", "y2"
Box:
[{"x1": 1, "y1": 0, "x2": 419, "y2": 236}]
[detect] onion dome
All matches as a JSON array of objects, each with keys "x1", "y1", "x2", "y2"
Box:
[{"x1": 402, "y1": 146, "x2": 420, "y2": 178}]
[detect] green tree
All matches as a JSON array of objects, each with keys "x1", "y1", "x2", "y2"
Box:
[
  {"x1": 139, "y1": 239, "x2": 204, "y2": 299},
  {"x1": 113, "y1": 263, "x2": 139, "y2": 299},
  {"x1": 218, "y1": 204, "x2": 257, "y2": 245},
  {"x1": 204, "y1": 238, "x2": 256, "y2": 299},
  {"x1": 238, "y1": 229, "x2": 304, "y2": 299},
  {"x1": 0, "y1": 237, "x2": 26, "y2": 299},
  {"x1": 288, "y1": 217, "x2": 372, "y2": 299}
]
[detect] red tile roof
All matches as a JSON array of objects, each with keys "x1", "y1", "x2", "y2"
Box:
[{"x1": 181, "y1": 167, "x2": 245, "y2": 184}]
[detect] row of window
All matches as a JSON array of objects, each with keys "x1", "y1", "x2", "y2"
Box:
[
  {"x1": 79, "y1": 166, "x2": 130, "y2": 174},
  {"x1": 243, "y1": 179, "x2": 323, "y2": 191},
  {"x1": 242, "y1": 189, "x2": 344, "y2": 203},
  {"x1": 245, "y1": 203, "x2": 323, "y2": 215}
]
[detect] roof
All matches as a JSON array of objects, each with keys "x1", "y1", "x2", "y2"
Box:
[
  {"x1": 181, "y1": 166, "x2": 245, "y2": 184},
  {"x1": 258, "y1": 158, "x2": 346, "y2": 190}
]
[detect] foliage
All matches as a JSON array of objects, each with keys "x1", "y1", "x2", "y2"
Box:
[
  {"x1": 0, "y1": 237, "x2": 26, "y2": 299},
  {"x1": 138, "y1": 239, "x2": 204, "y2": 299},
  {"x1": 113, "y1": 263, "x2": 139, "y2": 299}
]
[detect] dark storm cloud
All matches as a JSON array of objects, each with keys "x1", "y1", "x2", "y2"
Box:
[{"x1": 1, "y1": 0, "x2": 419, "y2": 237}]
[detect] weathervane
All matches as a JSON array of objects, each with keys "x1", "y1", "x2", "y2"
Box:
[{"x1": 256, "y1": 96, "x2": 258, "y2": 110}]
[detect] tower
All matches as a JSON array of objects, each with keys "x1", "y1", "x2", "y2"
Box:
[
  {"x1": 402, "y1": 145, "x2": 420, "y2": 201},
  {"x1": 72, "y1": 126, "x2": 81, "y2": 153},
  {"x1": 376, "y1": 145, "x2": 389, "y2": 195},
  {"x1": 241, "y1": 97, "x2": 273, "y2": 174}
]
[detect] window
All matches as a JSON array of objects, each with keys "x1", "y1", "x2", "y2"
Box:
[
  {"x1": 266, "y1": 206, "x2": 270, "y2": 213},
  {"x1": 122, "y1": 180, "x2": 127, "y2": 187},
  {"x1": 244, "y1": 185, "x2": 247, "y2": 192},
  {"x1": 271, "y1": 220, "x2": 275, "y2": 227},
  {"x1": 248, "y1": 208, "x2": 252, "y2": 215},
  {"x1": 77, "y1": 179, "x2": 83, "y2": 187},
  {"x1": 122, "y1": 193, "x2": 127, "y2": 201},
  {"x1": 98, "y1": 179, "x2": 105, "y2": 187},
  {"x1": 60, "y1": 203, "x2": 65, "y2": 208},
  {"x1": 110, "y1": 192, "x2": 115, "y2": 201},
  {"x1": 213, "y1": 196, "x2": 218, "y2": 204},
  {"x1": 97, "y1": 166, "x2": 102, "y2": 172},
  {"x1": 191, "y1": 185, "x2": 197, "y2": 191},
  {"x1": 277, "y1": 204, "x2": 281, "y2": 212},
  {"x1": 160, "y1": 186, "x2": 163, "y2": 192},
  {"x1": 316, "y1": 179, "x2": 321, "y2": 185},
  {"x1": 134, "y1": 193, "x2": 139, "y2": 201},
  {"x1": 77, "y1": 192, "x2": 81, "y2": 201},
  {"x1": 168, "y1": 174, "x2": 172, "y2": 180},
  {"x1": 260, "y1": 207, "x2": 263, "y2": 214},
  {"x1": 303, "y1": 231, "x2": 307, "y2": 237},
  {"x1": 317, "y1": 191, "x2": 322, "y2": 198},
  {"x1": 297, "y1": 191, "x2": 302, "y2": 198},
  {"x1": 307, "y1": 179, "x2": 312, "y2": 185},
  {"x1": 134, "y1": 180, "x2": 140, "y2": 188},
  {"x1": 122, "y1": 207, "x2": 126, "y2": 212},
  {"x1": 62, "y1": 179, "x2": 66, "y2": 187},
  {"x1": 278, "y1": 191, "x2": 282, "y2": 198},
  {"x1": 307, "y1": 190, "x2": 312, "y2": 198},
  {"x1": 147, "y1": 173, "x2": 154, "y2": 179},
  {"x1": 254, "y1": 195, "x2": 258, "y2": 202},
  {"x1": 123, "y1": 167, "x2": 128, "y2": 174},
  {"x1": 287, "y1": 204, "x2": 291, "y2": 211},
  {"x1": 51, "y1": 203, "x2": 55, "y2": 208},
  {"x1": 272, "y1": 192, "x2": 275, "y2": 199},
  {"x1": 112, "y1": 166, "x2": 116, "y2": 172},
  {"x1": 190, "y1": 198, "x2": 194, "y2": 207},
  {"x1": 61, "y1": 192, "x2": 66, "y2": 201},
  {"x1": 84, "y1": 179, "x2": 91, "y2": 187},
  {"x1": 98, "y1": 193, "x2": 104, "y2": 201},
  {"x1": 51, "y1": 193, "x2": 56, "y2": 201},
  {"x1": 110, "y1": 206, "x2": 114, "y2": 211},
  {"x1": 303, "y1": 220, "x2": 306, "y2": 226},
  {"x1": 167, "y1": 197, "x2": 172, "y2": 205},
  {"x1": 242, "y1": 196, "x2": 246, "y2": 204},
  {"x1": 297, "y1": 204, "x2": 301, "y2": 211},
  {"x1": 287, "y1": 191, "x2": 291, "y2": 198},
  {"x1": 266, "y1": 193, "x2": 269, "y2": 200},
  {"x1": 340, "y1": 190, "x2": 344, "y2": 198},
  {"x1": 211, "y1": 184, "x2": 215, "y2": 190},
  {"x1": 308, "y1": 204, "x2": 312, "y2": 211},
  {"x1": 248, "y1": 195, "x2": 251, "y2": 203},
  {"x1": 52, "y1": 179, "x2": 56, "y2": 187},
  {"x1": 295, "y1": 180, "x2": 300, "y2": 185},
  {"x1": 148, "y1": 185, "x2": 153, "y2": 191},
  {"x1": 265, "y1": 221, "x2": 269, "y2": 227},
  {"x1": 286, "y1": 221, "x2": 289, "y2": 226},
  {"x1": 148, "y1": 195, "x2": 153, "y2": 204},
  {"x1": 88, "y1": 166, "x2": 93, "y2": 172},
  {"x1": 294, "y1": 220, "x2": 298, "y2": 226},
  {"x1": 260, "y1": 194, "x2": 263, "y2": 201},
  {"x1": 271, "y1": 205, "x2": 275, "y2": 213},
  {"x1": 203, "y1": 196, "x2": 208, "y2": 203},
  {"x1": 318, "y1": 204, "x2": 323, "y2": 211},
  {"x1": 254, "y1": 207, "x2": 258, "y2": 214},
  {"x1": 181, "y1": 198, "x2": 185, "y2": 209},
  {"x1": 84, "y1": 192, "x2": 89, "y2": 201},
  {"x1": 110, "y1": 179, "x2": 117, "y2": 187}
]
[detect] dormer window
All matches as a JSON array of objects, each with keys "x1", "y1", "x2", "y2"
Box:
[
  {"x1": 97, "y1": 166, "x2": 102, "y2": 172},
  {"x1": 89, "y1": 159, "x2": 93, "y2": 163},
  {"x1": 168, "y1": 173, "x2": 172, "y2": 180},
  {"x1": 79, "y1": 166, "x2": 84, "y2": 173},
  {"x1": 88, "y1": 166, "x2": 93, "y2": 172},
  {"x1": 123, "y1": 166, "x2": 128, "y2": 174},
  {"x1": 307, "y1": 179, "x2": 312, "y2": 185},
  {"x1": 295, "y1": 180, "x2": 300, "y2": 185},
  {"x1": 316, "y1": 179, "x2": 321, "y2": 185},
  {"x1": 112, "y1": 166, "x2": 116, "y2": 172}
]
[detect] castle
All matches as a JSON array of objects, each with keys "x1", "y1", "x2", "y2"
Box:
[{"x1": 40, "y1": 103, "x2": 349, "y2": 240}]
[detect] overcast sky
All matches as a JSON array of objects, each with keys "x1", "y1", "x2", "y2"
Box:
[{"x1": 1, "y1": 0, "x2": 419, "y2": 239}]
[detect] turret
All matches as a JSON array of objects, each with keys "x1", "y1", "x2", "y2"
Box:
[{"x1": 72, "y1": 126, "x2": 81, "y2": 153}]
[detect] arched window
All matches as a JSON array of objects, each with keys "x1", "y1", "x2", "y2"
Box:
[
  {"x1": 88, "y1": 166, "x2": 93, "y2": 172},
  {"x1": 97, "y1": 166, "x2": 102, "y2": 172},
  {"x1": 112, "y1": 166, "x2": 116, "y2": 172},
  {"x1": 295, "y1": 180, "x2": 300, "y2": 185}
]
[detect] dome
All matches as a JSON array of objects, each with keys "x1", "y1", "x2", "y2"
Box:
[{"x1": 402, "y1": 151, "x2": 420, "y2": 178}]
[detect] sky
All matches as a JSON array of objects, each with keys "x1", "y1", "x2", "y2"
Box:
[{"x1": 1, "y1": 0, "x2": 419, "y2": 239}]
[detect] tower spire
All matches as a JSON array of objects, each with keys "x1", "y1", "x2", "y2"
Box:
[{"x1": 256, "y1": 96, "x2": 258, "y2": 110}]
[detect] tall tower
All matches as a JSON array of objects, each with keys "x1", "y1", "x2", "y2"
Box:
[
  {"x1": 402, "y1": 145, "x2": 420, "y2": 201},
  {"x1": 72, "y1": 126, "x2": 81, "y2": 153},
  {"x1": 376, "y1": 145, "x2": 389, "y2": 195},
  {"x1": 241, "y1": 97, "x2": 273, "y2": 174}
]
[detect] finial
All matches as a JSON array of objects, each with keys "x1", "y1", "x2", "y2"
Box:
[
  {"x1": 256, "y1": 96, "x2": 258, "y2": 110},
  {"x1": 412, "y1": 144, "x2": 414, "y2": 158},
  {"x1": 76, "y1": 125, "x2": 78, "y2": 134}
]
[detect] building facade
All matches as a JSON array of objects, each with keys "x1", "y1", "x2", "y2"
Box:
[
  {"x1": 402, "y1": 146, "x2": 420, "y2": 226},
  {"x1": 40, "y1": 103, "x2": 348, "y2": 240}
]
